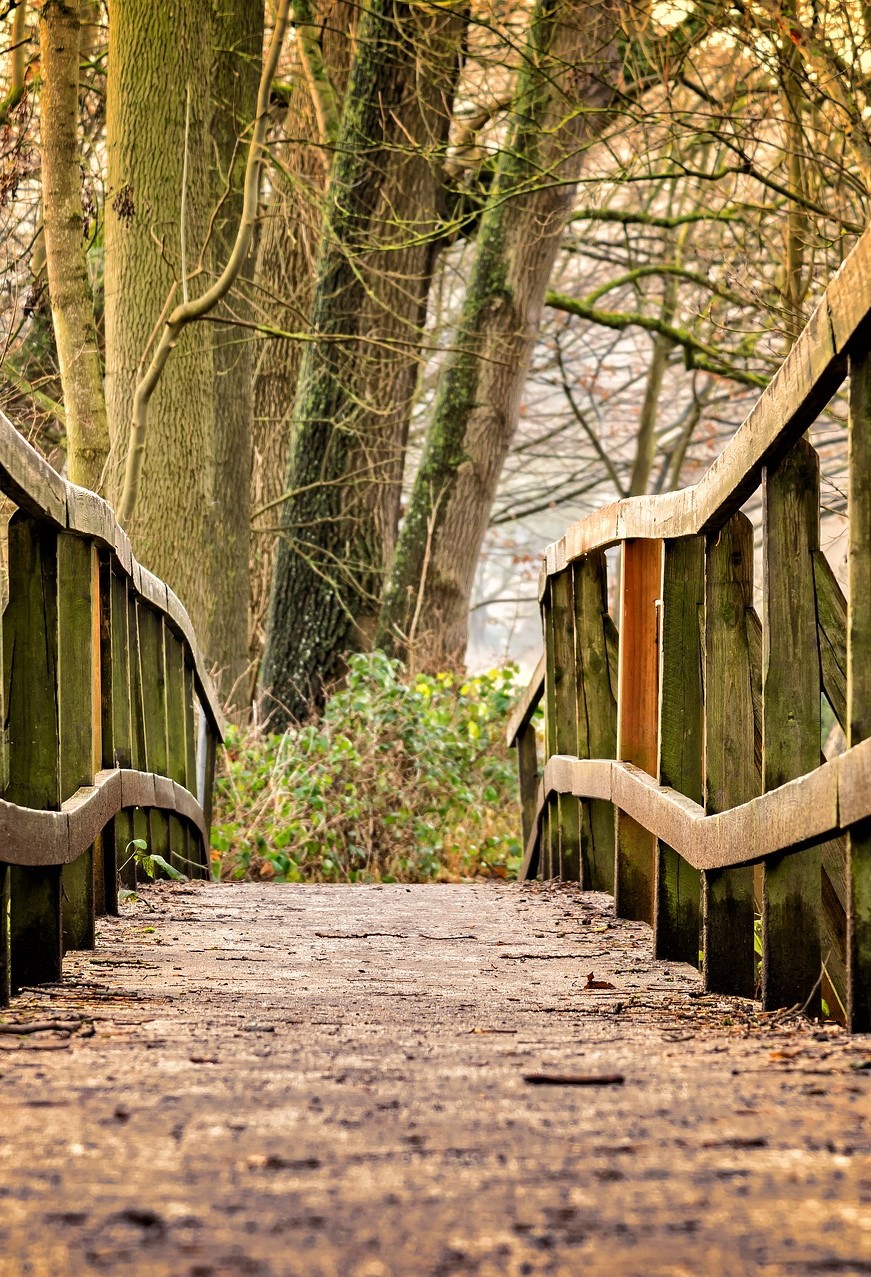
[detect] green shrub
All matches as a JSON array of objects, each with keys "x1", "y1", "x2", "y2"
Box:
[{"x1": 211, "y1": 652, "x2": 524, "y2": 883}]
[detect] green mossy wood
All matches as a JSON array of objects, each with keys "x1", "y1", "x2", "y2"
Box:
[
  {"x1": 762, "y1": 438, "x2": 822, "y2": 1014},
  {"x1": 703, "y1": 513, "x2": 756, "y2": 998},
  {"x1": 656, "y1": 536, "x2": 703, "y2": 965}
]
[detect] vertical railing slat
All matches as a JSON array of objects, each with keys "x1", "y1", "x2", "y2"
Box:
[
  {"x1": 58, "y1": 534, "x2": 97, "y2": 951},
  {"x1": 847, "y1": 350, "x2": 871, "y2": 1031},
  {"x1": 549, "y1": 569, "x2": 581, "y2": 880},
  {"x1": 655, "y1": 536, "x2": 703, "y2": 965},
  {"x1": 573, "y1": 551, "x2": 617, "y2": 892},
  {"x1": 615, "y1": 538, "x2": 662, "y2": 923},
  {"x1": 703, "y1": 513, "x2": 756, "y2": 996},
  {"x1": 3, "y1": 514, "x2": 63, "y2": 990},
  {"x1": 762, "y1": 437, "x2": 822, "y2": 1013}
]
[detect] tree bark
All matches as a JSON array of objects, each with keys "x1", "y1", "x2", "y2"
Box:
[
  {"x1": 260, "y1": 0, "x2": 465, "y2": 726},
  {"x1": 38, "y1": 0, "x2": 109, "y2": 491},
  {"x1": 206, "y1": 0, "x2": 264, "y2": 705},
  {"x1": 104, "y1": 0, "x2": 215, "y2": 639},
  {"x1": 378, "y1": 0, "x2": 623, "y2": 667},
  {"x1": 248, "y1": 1, "x2": 356, "y2": 670}
]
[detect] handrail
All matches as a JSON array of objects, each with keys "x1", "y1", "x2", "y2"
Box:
[
  {"x1": 542, "y1": 224, "x2": 871, "y2": 585},
  {"x1": 505, "y1": 653, "x2": 545, "y2": 748},
  {"x1": 0, "y1": 411, "x2": 223, "y2": 739},
  {"x1": 0, "y1": 768, "x2": 209, "y2": 867}
]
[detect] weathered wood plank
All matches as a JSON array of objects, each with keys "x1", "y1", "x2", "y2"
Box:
[
  {"x1": 516, "y1": 723, "x2": 539, "y2": 851},
  {"x1": 542, "y1": 578, "x2": 558, "y2": 879},
  {"x1": 615, "y1": 539, "x2": 662, "y2": 923},
  {"x1": 164, "y1": 630, "x2": 192, "y2": 876},
  {"x1": 138, "y1": 605, "x2": 171, "y2": 868},
  {"x1": 3, "y1": 514, "x2": 63, "y2": 989},
  {"x1": 574, "y1": 551, "x2": 617, "y2": 892},
  {"x1": 549, "y1": 570, "x2": 580, "y2": 881},
  {"x1": 128, "y1": 597, "x2": 150, "y2": 882},
  {"x1": 814, "y1": 549, "x2": 847, "y2": 730},
  {"x1": 57, "y1": 535, "x2": 96, "y2": 951},
  {"x1": 656, "y1": 537, "x2": 703, "y2": 966},
  {"x1": 847, "y1": 350, "x2": 871, "y2": 1031},
  {"x1": 704, "y1": 513, "x2": 756, "y2": 998},
  {"x1": 762, "y1": 437, "x2": 822, "y2": 1014}
]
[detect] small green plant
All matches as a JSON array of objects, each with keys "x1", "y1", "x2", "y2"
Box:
[
  {"x1": 118, "y1": 838, "x2": 188, "y2": 903},
  {"x1": 212, "y1": 652, "x2": 525, "y2": 883}
]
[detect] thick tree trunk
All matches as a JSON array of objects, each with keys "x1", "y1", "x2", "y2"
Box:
[
  {"x1": 39, "y1": 0, "x2": 109, "y2": 491},
  {"x1": 378, "y1": 0, "x2": 622, "y2": 667},
  {"x1": 249, "y1": 2, "x2": 356, "y2": 670},
  {"x1": 104, "y1": 0, "x2": 215, "y2": 640},
  {"x1": 206, "y1": 0, "x2": 263, "y2": 706},
  {"x1": 260, "y1": 1, "x2": 465, "y2": 727}
]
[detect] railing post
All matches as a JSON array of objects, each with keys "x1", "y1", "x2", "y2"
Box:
[
  {"x1": 543, "y1": 569, "x2": 580, "y2": 880},
  {"x1": 573, "y1": 550, "x2": 617, "y2": 892},
  {"x1": 615, "y1": 538, "x2": 662, "y2": 923},
  {"x1": 165, "y1": 628, "x2": 195, "y2": 875},
  {"x1": 57, "y1": 534, "x2": 98, "y2": 950},
  {"x1": 3, "y1": 513, "x2": 63, "y2": 990},
  {"x1": 762, "y1": 437, "x2": 822, "y2": 1013},
  {"x1": 655, "y1": 536, "x2": 703, "y2": 965},
  {"x1": 847, "y1": 350, "x2": 871, "y2": 1031},
  {"x1": 101, "y1": 561, "x2": 133, "y2": 906},
  {"x1": 128, "y1": 595, "x2": 151, "y2": 879},
  {"x1": 137, "y1": 604, "x2": 171, "y2": 866},
  {"x1": 703, "y1": 514, "x2": 756, "y2": 996},
  {"x1": 516, "y1": 722, "x2": 539, "y2": 852}
]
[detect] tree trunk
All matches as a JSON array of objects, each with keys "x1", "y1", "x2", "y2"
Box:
[
  {"x1": 260, "y1": 0, "x2": 465, "y2": 727},
  {"x1": 104, "y1": 0, "x2": 215, "y2": 640},
  {"x1": 206, "y1": 0, "x2": 264, "y2": 707},
  {"x1": 378, "y1": 0, "x2": 622, "y2": 667},
  {"x1": 39, "y1": 0, "x2": 109, "y2": 491},
  {"x1": 249, "y1": 1, "x2": 356, "y2": 671}
]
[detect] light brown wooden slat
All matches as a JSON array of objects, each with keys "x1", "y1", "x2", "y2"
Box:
[
  {"x1": 814, "y1": 549, "x2": 847, "y2": 730},
  {"x1": 615, "y1": 539, "x2": 662, "y2": 923}
]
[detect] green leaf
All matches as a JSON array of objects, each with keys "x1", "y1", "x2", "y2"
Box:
[{"x1": 149, "y1": 854, "x2": 188, "y2": 882}]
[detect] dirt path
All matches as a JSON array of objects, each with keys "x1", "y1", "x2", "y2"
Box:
[{"x1": 0, "y1": 881, "x2": 869, "y2": 1276}]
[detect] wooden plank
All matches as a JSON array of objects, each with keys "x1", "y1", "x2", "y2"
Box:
[
  {"x1": 814, "y1": 549, "x2": 847, "y2": 730},
  {"x1": 128, "y1": 596, "x2": 150, "y2": 883},
  {"x1": 516, "y1": 722, "x2": 539, "y2": 851},
  {"x1": 762, "y1": 436, "x2": 822, "y2": 1014},
  {"x1": 57, "y1": 535, "x2": 96, "y2": 951},
  {"x1": 615, "y1": 538, "x2": 662, "y2": 923},
  {"x1": 506, "y1": 653, "x2": 545, "y2": 748},
  {"x1": 3, "y1": 514, "x2": 63, "y2": 989},
  {"x1": 574, "y1": 550, "x2": 617, "y2": 892},
  {"x1": 542, "y1": 578, "x2": 558, "y2": 879},
  {"x1": 137, "y1": 605, "x2": 171, "y2": 868},
  {"x1": 704, "y1": 513, "x2": 756, "y2": 998},
  {"x1": 0, "y1": 864, "x2": 9, "y2": 1006},
  {"x1": 100, "y1": 560, "x2": 130, "y2": 909},
  {"x1": 847, "y1": 349, "x2": 871, "y2": 1031},
  {"x1": 549, "y1": 570, "x2": 580, "y2": 880},
  {"x1": 655, "y1": 536, "x2": 703, "y2": 966},
  {"x1": 164, "y1": 629, "x2": 192, "y2": 876}
]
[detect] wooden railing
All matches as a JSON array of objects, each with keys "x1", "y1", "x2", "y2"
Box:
[
  {"x1": 509, "y1": 226, "x2": 871, "y2": 1032},
  {"x1": 0, "y1": 411, "x2": 222, "y2": 1003}
]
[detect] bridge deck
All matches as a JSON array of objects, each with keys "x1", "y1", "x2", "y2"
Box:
[{"x1": 0, "y1": 882, "x2": 868, "y2": 1275}]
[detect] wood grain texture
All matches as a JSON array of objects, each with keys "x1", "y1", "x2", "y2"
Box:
[
  {"x1": 656, "y1": 536, "x2": 703, "y2": 966},
  {"x1": 574, "y1": 552, "x2": 617, "y2": 892},
  {"x1": 762, "y1": 437, "x2": 822, "y2": 1014},
  {"x1": 616, "y1": 539, "x2": 662, "y2": 923},
  {"x1": 3, "y1": 514, "x2": 63, "y2": 990},
  {"x1": 847, "y1": 349, "x2": 871, "y2": 1031},
  {"x1": 814, "y1": 550, "x2": 847, "y2": 729},
  {"x1": 550, "y1": 570, "x2": 581, "y2": 880},
  {"x1": 57, "y1": 535, "x2": 96, "y2": 951},
  {"x1": 704, "y1": 515, "x2": 757, "y2": 998}
]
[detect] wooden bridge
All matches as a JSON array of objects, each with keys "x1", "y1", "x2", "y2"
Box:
[
  {"x1": 509, "y1": 225, "x2": 871, "y2": 1033},
  {"x1": 1, "y1": 226, "x2": 871, "y2": 1277}
]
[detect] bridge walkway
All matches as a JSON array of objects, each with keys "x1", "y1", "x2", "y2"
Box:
[{"x1": 0, "y1": 881, "x2": 868, "y2": 1276}]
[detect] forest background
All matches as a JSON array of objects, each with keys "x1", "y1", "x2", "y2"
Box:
[{"x1": 1, "y1": 0, "x2": 868, "y2": 880}]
